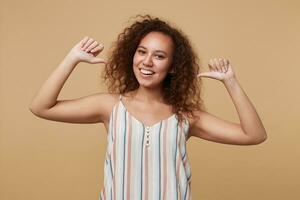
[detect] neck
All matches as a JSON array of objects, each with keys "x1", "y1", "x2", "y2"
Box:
[{"x1": 131, "y1": 86, "x2": 165, "y2": 103}]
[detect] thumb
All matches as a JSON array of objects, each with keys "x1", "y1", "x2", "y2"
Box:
[
  {"x1": 89, "y1": 57, "x2": 107, "y2": 64},
  {"x1": 197, "y1": 72, "x2": 213, "y2": 78}
]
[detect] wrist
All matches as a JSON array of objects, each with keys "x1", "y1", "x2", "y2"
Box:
[
  {"x1": 222, "y1": 76, "x2": 238, "y2": 87},
  {"x1": 65, "y1": 52, "x2": 81, "y2": 65}
]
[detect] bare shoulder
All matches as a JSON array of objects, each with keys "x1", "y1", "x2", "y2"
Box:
[
  {"x1": 96, "y1": 92, "x2": 120, "y2": 121},
  {"x1": 182, "y1": 110, "x2": 200, "y2": 127},
  {"x1": 182, "y1": 109, "x2": 206, "y2": 140},
  {"x1": 183, "y1": 109, "x2": 216, "y2": 132}
]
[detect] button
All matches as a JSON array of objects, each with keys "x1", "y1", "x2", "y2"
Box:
[{"x1": 145, "y1": 126, "x2": 150, "y2": 147}]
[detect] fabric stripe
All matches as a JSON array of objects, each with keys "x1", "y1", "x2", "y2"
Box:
[
  {"x1": 126, "y1": 115, "x2": 133, "y2": 200},
  {"x1": 144, "y1": 135, "x2": 149, "y2": 200},
  {"x1": 158, "y1": 122, "x2": 162, "y2": 200},
  {"x1": 112, "y1": 103, "x2": 119, "y2": 199},
  {"x1": 121, "y1": 110, "x2": 127, "y2": 199},
  {"x1": 162, "y1": 119, "x2": 169, "y2": 200},
  {"x1": 174, "y1": 120, "x2": 179, "y2": 200},
  {"x1": 99, "y1": 95, "x2": 192, "y2": 199},
  {"x1": 141, "y1": 125, "x2": 145, "y2": 200},
  {"x1": 177, "y1": 126, "x2": 183, "y2": 200}
]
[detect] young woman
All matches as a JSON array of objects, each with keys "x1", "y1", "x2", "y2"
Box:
[{"x1": 29, "y1": 15, "x2": 267, "y2": 200}]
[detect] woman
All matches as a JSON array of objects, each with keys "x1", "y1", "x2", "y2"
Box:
[{"x1": 29, "y1": 15, "x2": 267, "y2": 200}]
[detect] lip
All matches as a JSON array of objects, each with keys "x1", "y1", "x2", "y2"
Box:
[
  {"x1": 139, "y1": 68, "x2": 155, "y2": 78},
  {"x1": 139, "y1": 68, "x2": 155, "y2": 73}
]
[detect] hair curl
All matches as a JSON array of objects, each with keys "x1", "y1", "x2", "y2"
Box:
[{"x1": 103, "y1": 14, "x2": 206, "y2": 125}]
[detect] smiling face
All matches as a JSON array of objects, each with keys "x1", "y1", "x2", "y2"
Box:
[{"x1": 132, "y1": 31, "x2": 174, "y2": 89}]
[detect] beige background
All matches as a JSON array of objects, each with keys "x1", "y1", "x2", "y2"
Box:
[{"x1": 1, "y1": 0, "x2": 299, "y2": 199}]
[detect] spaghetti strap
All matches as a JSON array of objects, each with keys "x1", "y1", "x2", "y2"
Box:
[{"x1": 99, "y1": 93, "x2": 192, "y2": 200}]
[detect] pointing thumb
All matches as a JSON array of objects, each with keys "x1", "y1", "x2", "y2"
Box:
[
  {"x1": 90, "y1": 58, "x2": 107, "y2": 64},
  {"x1": 197, "y1": 72, "x2": 212, "y2": 78}
]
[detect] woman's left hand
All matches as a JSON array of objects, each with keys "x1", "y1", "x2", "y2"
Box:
[{"x1": 197, "y1": 58, "x2": 236, "y2": 82}]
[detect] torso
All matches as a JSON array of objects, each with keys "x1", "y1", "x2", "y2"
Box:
[
  {"x1": 99, "y1": 92, "x2": 193, "y2": 199},
  {"x1": 102, "y1": 92, "x2": 195, "y2": 139}
]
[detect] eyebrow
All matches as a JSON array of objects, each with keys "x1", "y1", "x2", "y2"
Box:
[{"x1": 137, "y1": 46, "x2": 168, "y2": 56}]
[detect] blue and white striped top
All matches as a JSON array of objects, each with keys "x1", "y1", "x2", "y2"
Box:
[{"x1": 99, "y1": 94, "x2": 192, "y2": 200}]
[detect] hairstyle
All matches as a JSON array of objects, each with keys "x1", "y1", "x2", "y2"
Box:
[{"x1": 103, "y1": 14, "x2": 206, "y2": 125}]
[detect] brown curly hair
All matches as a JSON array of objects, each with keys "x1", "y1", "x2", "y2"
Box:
[{"x1": 103, "y1": 14, "x2": 206, "y2": 125}]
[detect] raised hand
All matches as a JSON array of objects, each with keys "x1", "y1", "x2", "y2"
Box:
[
  {"x1": 197, "y1": 58, "x2": 236, "y2": 82},
  {"x1": 68, "y1": 36, "x2": 106, "y2": 64}
]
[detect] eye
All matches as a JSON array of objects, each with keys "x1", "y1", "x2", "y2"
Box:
[
  {"x1": 137, "y1": 49, "x2": 146, "y2": 54},
  {"x1": 155, "y1": 55, "x2": 165, "y2": 59}
]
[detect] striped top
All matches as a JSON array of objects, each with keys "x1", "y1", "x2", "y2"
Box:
[{"x1": 99, "y1": 95, "x2": 192, "y2": 200}]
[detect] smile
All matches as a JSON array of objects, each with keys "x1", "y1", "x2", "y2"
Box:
[{"x1": 139, "y1": 68, "x2": 155, "y2": 76}]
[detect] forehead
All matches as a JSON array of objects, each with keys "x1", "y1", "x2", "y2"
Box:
[{"x1": 138, "y1": 31, "x2": 174, "y2": 53}]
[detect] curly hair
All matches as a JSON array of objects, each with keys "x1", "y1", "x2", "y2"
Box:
[{"x1": 103, "y1": 14, "x2": 206, "y2": 125}]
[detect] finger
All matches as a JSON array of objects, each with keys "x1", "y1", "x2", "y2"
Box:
[
  {"x1": 222, "y1": 58, "x2": 228, "y2": 72},
  {"x1": 90, "y1": 44, "x2": 104, "y2": 53},
  {"x1": 218, "y1": 58, "x2": 225, "y2": 72},
  {"x1": 221, "y1": 66, "x2": 226, "y2": 73},
  {"x1": 85, "y1": 41, "x2": 99, "y2": 52},
  {"x1": 212, "y1": 58, "x2": 219, "y2": 71},
  {"x1": 80, "y1": 36, "x2": 89, "y2": 48},
  {"x1": 208, "y1": 59, "x2": 216, "y2": 71},
  {"x1": 82, "y1": 38, "x2": 95, "y2": 50},
  {"x1": 214, "y1": 58, "x2": 222, "y2": 72},
  {"x1": 225, "y1": 59, "x2": 230, "y2": 65},
  {"x1": 219, "y1": 58, "x2": 226, "y2": 72}
]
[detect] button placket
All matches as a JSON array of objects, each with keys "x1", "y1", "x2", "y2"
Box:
[{"x1": 145, "y1": 126, "x2": 151, "y2": 147}]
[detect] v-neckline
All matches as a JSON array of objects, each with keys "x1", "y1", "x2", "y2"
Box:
[{"x1": 119, "y1": 96, "x2": 176, "y2": 128}]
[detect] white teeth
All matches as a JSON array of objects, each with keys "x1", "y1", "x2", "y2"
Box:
[{"x1": 140, "y1": 69, "x2": 154, "y2": 75}]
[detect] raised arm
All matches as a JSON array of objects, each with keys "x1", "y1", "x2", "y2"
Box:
[
  {"x1": 29, "y1": 36, "x2": 111, "y2": 124},
  {"x1": 189, "y1": 58, "x2": 267, "y2": 145}
]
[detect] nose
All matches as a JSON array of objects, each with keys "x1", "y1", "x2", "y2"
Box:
[{"x1": 142, "y1": 54, "x2": 153, "y2": 67}]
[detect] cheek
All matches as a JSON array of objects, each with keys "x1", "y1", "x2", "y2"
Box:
[
  {"x1": 132, "y1": 55, "x2": 140, "y2": 74},
  {"x1": 156, "y1": 61, "x2": 172, "y2": 72},
  {"x1": 133, "y1": 53, "x2": 141, "y2": 65}
]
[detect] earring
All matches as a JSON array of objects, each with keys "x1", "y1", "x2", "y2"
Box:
[{"x1": 169, "y1": 68, "x2": 175, "y2": 74}]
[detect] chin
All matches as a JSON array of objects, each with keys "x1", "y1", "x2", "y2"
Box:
[{"x1": 136, "y1": 80, "x2": 155, "y2": 88}]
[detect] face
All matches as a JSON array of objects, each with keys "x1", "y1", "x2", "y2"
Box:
[{"x1": 132, "y1": 31, "x2": 174, "y2": 89}]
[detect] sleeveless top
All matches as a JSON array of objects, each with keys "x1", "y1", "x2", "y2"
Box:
[{"x1": 99, "y1": 95, "x2": 192, "y2": 200}]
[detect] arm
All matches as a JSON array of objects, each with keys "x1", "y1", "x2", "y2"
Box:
[
  {"x1": 190, "y1": 58, "x2": 267, "y2": 145},
  {"x1": 29, "y1": 36, "x2": 109, "y2": 123}
]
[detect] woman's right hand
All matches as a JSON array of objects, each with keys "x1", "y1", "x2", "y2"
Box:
[{"x1": 68, "y1": 36, "x2": 107, "y2": 64}]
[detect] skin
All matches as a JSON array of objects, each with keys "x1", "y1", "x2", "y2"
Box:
[
  {"x1": 121, "y1": 31, "x2": 176, "y2": 127},
  {"x1": 132, "y1": 31, "x2": 174, "y2": 91},
  {"x1": 29, "y1": 33, "x2": 267, "y2": 146},
  {"x1": 192, "y1": 59, "x2": 268, "y2": 145}
]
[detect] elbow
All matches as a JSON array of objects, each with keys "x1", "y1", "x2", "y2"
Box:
[
  {"x1": 252, "y1": 133, "x2": 268, "y2": 145},
  {"x1": 29, "y1": 106, "x2": 42, "y2": 117},
  {"x1": 29, "y1": 102, "x2": 37, "y2": 114},
  {"x1": 260, "y1": 130, "x2": 268, "y2": 143},
  {"x1": 29, "y1": 101, "x2": 44, "y2": 116},
  {"x1": 29, "y1": 106, "x2": 38, "y2": 116}
]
